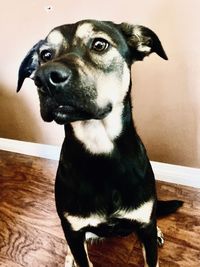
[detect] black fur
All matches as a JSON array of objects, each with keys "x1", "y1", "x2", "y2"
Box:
[{"x1": 17, "y1": 20, "x2": 183, "y2": 267}]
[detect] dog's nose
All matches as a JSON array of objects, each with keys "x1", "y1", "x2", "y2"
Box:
[
  {"x1": 48, "y1": 68, "x2": 71, "y2": 86},
  {"x1": 34, "y1": 63, "x2": 72, "y2": 94}
]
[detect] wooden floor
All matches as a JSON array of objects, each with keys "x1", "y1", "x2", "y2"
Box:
[{"x1": 0, "y1": 150, "x2": 199, "y2": 267}]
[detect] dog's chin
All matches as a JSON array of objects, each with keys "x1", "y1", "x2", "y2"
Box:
[{"x1": 41, "y1": 104, "x2": 112, "y2": 125}]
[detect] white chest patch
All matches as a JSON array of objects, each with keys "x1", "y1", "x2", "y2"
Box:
[
  {"x1": 71, "y1": 120, "x2": 114, "y2": 154},
  {"x1": 71, "y1": 103, "x2": 123, "y2": 154},
  {"x1": 64, "y1": 213, "x2": 104, "y2": 232},
  {"x1": 116, "y1": 199, "x2": 154, "y2": 224},
  {"x1": 64, "y1": 199, "x2": 153, "y2": 233}
]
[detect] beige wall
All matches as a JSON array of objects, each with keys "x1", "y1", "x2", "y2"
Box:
[{"x1": 0, "y1": 0, "x2": 200, "y2": 167}]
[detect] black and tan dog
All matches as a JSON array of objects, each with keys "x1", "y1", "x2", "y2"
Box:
[{"x1": 17, "y1": 20, "x2": 183, "y2": 267}]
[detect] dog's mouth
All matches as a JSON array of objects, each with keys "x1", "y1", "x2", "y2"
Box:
[
  {"x1": 52, "y1": 104, "x2": 90, "y2": 124},
  {"x1": 53, "y1": 105, "x2": 77, "y2": 124},
  {"x1": 37, "y1": 86, "x2": 112, "y2": 124},
  {"x1": 51, "y1": 103, "x2": 112, "y2": 124}
]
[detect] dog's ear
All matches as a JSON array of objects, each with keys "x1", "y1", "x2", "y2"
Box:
[
  {"x1": 17, "y1": 40, "x2": 44, "y2": 92},
  {"x1": 119, "y1": 23, "x2": 168, "y2": 61}
]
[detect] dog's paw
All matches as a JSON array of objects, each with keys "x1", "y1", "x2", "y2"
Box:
[
  {"x1": 64, "y1": 255, "x2": 77, "y2": 267},
  {"x1": 64, "y1": 255, "x2": 93, "y2": 267},
  {"x1": 157, "y1": 226, "x2": 164, "y2": 247}
]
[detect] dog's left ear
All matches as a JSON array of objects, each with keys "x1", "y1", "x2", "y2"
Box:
[
  {"x1": 17, "y1": 40, "x2": 44, "y2": 92},
  {"x1": 119, "y1": 23, "x2": 168, "y2": 61}
]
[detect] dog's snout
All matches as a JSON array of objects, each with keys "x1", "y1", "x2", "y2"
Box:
[{"x1": 34, "y1": 63, "x2": 72, "y2": 94}]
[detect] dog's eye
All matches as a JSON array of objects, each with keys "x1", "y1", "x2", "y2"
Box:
[
  {"x1": 40, "y1": 49, "x2": 53, "y2": 62},
  {"x1": 91, "y1": 38, "x2": 109, "y2": 52}
]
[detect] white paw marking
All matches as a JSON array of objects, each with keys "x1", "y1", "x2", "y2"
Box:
[
  {"x1": 64, "y1": 255, "x2": 76, "y2": 267},
  {"x1": 157, "y1": 226, "x2": 164, "y2": 247}
]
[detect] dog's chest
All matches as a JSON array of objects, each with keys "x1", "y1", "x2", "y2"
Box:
[
  {"x1": 71, "y1": 104, "x2": 123, "y2": 154},
  {"x1": 64, "y1": 199, "x2": 153, "y2": 235}
]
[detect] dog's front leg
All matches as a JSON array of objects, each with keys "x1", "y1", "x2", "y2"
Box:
[
  {"x1": 61, "y1": 219, "x2": 93, "y2": 267},
  {"x1": 138, "y1": 220, "x2": 159, "y2": 267}
]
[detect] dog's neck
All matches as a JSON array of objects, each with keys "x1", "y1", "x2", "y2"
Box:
[{"x1": 68, "y1": 95, "x2": 133, "y2": 155}]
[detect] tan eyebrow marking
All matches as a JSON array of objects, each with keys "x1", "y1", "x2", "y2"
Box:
[
  {"x1": 75, "y1": 23, "x2": 116, "y2": 46},
  {"x1": 47, "y1": 30, "x2": 65, "y2": 46},
  {"x1": 75, "y1": 23, "x2": 94, "y2": 39}
]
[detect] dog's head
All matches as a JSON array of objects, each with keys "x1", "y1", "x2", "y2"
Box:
[{"x1": 17, "y1": 20, "x2": 167, "y2": 124}]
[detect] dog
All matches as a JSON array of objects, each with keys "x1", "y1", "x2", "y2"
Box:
[{"x1": 17, "y1": 19, "x2": 183, "y2": 267}]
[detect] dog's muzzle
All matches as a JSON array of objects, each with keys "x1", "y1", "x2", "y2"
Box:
[{"x1": 34, "y1": 62, "x2": 112, "y2": 124}]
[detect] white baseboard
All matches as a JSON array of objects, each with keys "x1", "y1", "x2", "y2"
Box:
[
  {"x1": 151, "y1": 161, "x2": 200, "y2": 188},
  {"x1": 0, "y1": 138, "x2": 61, "y2": 160},
  {"x1": 0, "y1": 138, "x2": 199, "y2": 188}
]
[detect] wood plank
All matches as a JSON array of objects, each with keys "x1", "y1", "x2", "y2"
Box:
[
  {"x1": 0, "y1": 209, "x2": 66, "y2": 266},
  {"x1": 0, "y1": 151, "x2": 63, "y2": 238},
  {"x1": 0, "y1": 150, "x2": 200, "y2": 266},
  {"x1": 88, "y1": 234, "x2": 140, "y2": 267}
]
